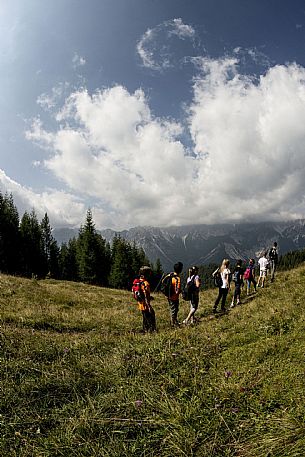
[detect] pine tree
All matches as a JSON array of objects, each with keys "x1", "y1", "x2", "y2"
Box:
[
  {"x1": 151, "y1": 258, "x2": 164, "y2": 290},
  {"x1": 77, "y1": 209, "x2": 109, "y2": 285},
  {"x1": 0, "y1": 192, "x2": 20, "y2": 274},
  {"x1": 59, "y1": 238, "x2": 79, "y2": 281},
  {"x1": 49, "y1": 239, "x2": 60, "y2": 279},
  {"x1": 40, "y1": 213, "x2": 59, "y2": 277},
  {"x1": 109, "y1": 236, "x2": 131, "y2": 289},
  {"x1": 20, "y1": 210, "x2": 45, "y2": 278},
  {"x1": 109, "y1": 237, "x2": 150, "y2": 290}
]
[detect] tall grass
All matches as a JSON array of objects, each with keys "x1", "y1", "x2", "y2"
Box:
[{"x1": 1, "y1": 267, "x2": 305, "y2": 456}]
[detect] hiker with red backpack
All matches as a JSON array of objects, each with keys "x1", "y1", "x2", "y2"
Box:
[
  {"x1": 244, "y1": 258, "x2": 257, "y2": 295},
  {"x1": 132, "y1": 266, "x2": 156, "y2": 333}
]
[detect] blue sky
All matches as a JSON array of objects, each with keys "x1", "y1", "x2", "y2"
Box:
[{"x1": 1, "y1": 0, "x2": 305, "y2": 229}]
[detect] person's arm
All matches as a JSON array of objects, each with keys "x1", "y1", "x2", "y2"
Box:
[
  {"x1": 177, "y1": 276, "x2": 182, "y2": 294},
  {"x1": 143, "y1": 282, "x2": 151, "y2": 308},
  {"x1": 227, "y1": 270, "x2": 231, "y2": 289},
  {"x1": 195, "y1": 276, "x2": 201, "y2": 288}
]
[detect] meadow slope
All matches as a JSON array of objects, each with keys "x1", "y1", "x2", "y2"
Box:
[{"x1": 1, "y1": 267, "x2": 305, "y2": 456}]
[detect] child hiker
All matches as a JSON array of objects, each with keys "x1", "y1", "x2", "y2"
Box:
[{"x1": 257, "y1": 252, "x2": 269, "y2": 288}]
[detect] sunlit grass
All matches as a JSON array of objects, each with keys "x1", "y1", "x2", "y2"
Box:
[{"x1": 1, "y1": 267, "x2": 305, "y2": 455}]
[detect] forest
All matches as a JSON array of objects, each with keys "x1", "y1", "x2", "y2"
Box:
[
  {"x1": 1, "y1": 191, "x2": 305, "y2": 290},
  {"x1": 0, "y1": 192, "x2": 163, "y2": 289}
]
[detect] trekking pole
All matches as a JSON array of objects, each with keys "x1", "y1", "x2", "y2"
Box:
[{"x1": 152, "y1": 273, "x2": 166, "y2": 294}]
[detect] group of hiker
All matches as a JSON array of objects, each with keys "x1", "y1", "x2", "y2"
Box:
[{"x1": 132, "y1": 242, "x2": 279, "y2": 333}]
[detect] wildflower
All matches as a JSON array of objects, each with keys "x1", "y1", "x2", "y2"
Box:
[
  {"x1": 135, "y1": 400, "x2": 143, "y2": 408},
  {"x1": 224, "y1": 370, "x2": 233, "y2": 378}
]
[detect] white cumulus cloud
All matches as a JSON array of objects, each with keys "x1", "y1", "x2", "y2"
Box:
[
  {"x1": 21, "y1": 57, "x2": 305, "y2": 230},
  {"x1": 0, "y1": 169, "x2": 86, "y2": 227},
  {"x1": 188, "y1": 58, "x2": 305, "y2": 222},
  {"x1": 26, "y1": 85, "x2": 193, "y2": 228}
]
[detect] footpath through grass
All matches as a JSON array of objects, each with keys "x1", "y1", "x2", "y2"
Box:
[{"x1": 1, "y1": 268, "x2": 305, "y2": 456}]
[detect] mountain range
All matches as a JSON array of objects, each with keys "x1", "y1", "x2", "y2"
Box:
[{"x1": 53, "y1": 220, "x2": 305, "y2": 271}]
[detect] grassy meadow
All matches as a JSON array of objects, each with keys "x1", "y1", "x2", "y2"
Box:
[{"x1": 1, "y1": 266, "x2": 305, "y2": 456}]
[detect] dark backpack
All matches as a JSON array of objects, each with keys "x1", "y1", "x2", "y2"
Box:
[
  {"x1": 232, "y1": 270, "x2": 242, "y2": 283},
  {"x1": 182, "y1": 276, "x2": 196, "y2": 301},
  {"x1": 213, "y1": 270, "x2": 222, "y2": 287},
  {"x1": 132, "y1": 278, "x2": 145, "y2": 301},
  {"x1": 160, "y1": 273, "x2": 174, "y2": 297},
  {"x1": 269, "y1": 248, "x2": 278, "y2": 261}
]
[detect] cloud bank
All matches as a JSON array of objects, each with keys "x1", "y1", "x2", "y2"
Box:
[{"x1": 22, "y1": 58, "x2": 305, "y2": 229}]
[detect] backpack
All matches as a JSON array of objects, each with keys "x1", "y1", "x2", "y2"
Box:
[
  {"x1": 132, "y1": 278, "x2": 145, "y2": 301},
  {"x1": 160, "y1": 273, "x2": 174, "y2": 297},
  {"x1": 213, "y1": 270, "x2": 223, "y2": 288},
  {"x1": 243, "y1": 267, "x2": 251, "y2": 280},
  {"x1": 182, "y1": 276, "x2": 196, "y2": 301},
  {"x1": 269, "y1": 248, "x2": 278, "y2": 261},
  {"x1": 232, "y1": 270, "x2": 239, "y2": 283}
]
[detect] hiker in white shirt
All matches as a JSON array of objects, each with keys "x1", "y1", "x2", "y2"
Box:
[{"x1": 257, "y1": 252, "x2": 269, "y2": 288}]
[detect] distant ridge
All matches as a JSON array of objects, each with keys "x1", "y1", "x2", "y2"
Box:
[{"x1": 53, "y1": 220, "x2": 305, "y2": 270}]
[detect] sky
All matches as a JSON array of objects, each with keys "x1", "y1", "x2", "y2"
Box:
[{"x1": 2, "y1": 0, "x2": 305, "y2": 230}]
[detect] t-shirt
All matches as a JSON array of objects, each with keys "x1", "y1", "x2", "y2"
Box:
[
  {"x1": 258, "y1": 257, "x2": 269, "y2": 272},
  {"x1": 221, "y1": 268, "x2": 231, "y2": 289},
  {"x1": 233, "y1": 266, "x2": 243, "y2": 284},
  {"x1": 187, "y1": 274, "x2": 200, "y2": 293}
]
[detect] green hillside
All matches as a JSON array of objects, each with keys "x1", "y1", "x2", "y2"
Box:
[{"x1": 1, "y1": 267, "x2": 305, "y2": 456}]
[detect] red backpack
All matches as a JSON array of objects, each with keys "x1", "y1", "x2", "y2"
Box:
[
  {"x1": 243, "y1": 267, "x2": 251, "y2": 280},
  {"x1": 132, "y1": 278, "x2": 145, "y2": 301}
]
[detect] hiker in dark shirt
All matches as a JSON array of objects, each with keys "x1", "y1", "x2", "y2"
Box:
[
  {"x1": 230, "y1": 260, "x2": 244, "y2": 308},
  {"x1": 268, "y1": 241, "x2": 278, "y2": 282},
  {"x1": 182, "y1": 266, "x2": 201, "y2": 325}
]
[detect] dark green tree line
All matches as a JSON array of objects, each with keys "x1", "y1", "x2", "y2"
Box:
[{"x1": 0, "y1": 192, "x2": 154, "y2": 289}]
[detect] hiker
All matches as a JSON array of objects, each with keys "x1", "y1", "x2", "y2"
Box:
[
  {"x1": 230, "y1": 259, "x2": 244, "y2": 308},
  {"x1": 136, "y1": 266, "x2": 156, "y2": 333},
  {"x1": 257, "y1": 252, "x2": 269, "y2": 288},
  {"x1": 182, "y1": 266, "x2": 201, "y2": 325},
  {"x1": 268, "y1": 241, "x2": 278, "y2": 282},
  {"x1": 213, "y1": 259, "x2": 231, "y2": 313},
  {"x1": 166, "y1": 261, "x2": 183, "y2": 327},
  {"x1": 244, "y1": 258, "x2": 257, "y2": 295}
]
